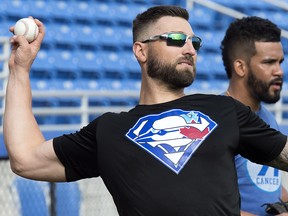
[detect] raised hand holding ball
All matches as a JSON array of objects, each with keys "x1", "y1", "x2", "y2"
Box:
[{"x1": 14, "y1": 18, "x2": 39, "y2": 43}]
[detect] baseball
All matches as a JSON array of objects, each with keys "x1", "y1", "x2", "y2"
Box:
[{"x1": 14, "y1": 18, "x2": 39, "y2": 43}]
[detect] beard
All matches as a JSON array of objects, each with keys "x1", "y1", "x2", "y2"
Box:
[
  {"x1": 146, "y1": 51, "x2": 196, "y2": 90},
  {"x1": 247, "y1": 67, "x2": 282, "y2": 104}
]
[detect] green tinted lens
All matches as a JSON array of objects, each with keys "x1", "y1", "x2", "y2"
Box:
[
  {"x1": 166, "y1": 33, "x2": 186, "y2": 47},
  {"x1": 166, "y1": 33, "x2": 202, "y2": 51},
  {"x1": 192, "y1": 36, "x2": 202, "y2": 51}
]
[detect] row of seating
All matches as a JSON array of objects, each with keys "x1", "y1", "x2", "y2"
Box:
[
  {"x1": 30, "y1": 49, "x2": 230, "y2": 81},
  {"x1": 31, "y1": 50, "x2": 287, "y2": 82},
  {"x1": 30, "y1": 49, "x2": 141, "y2": 80},
  {"x1": 14, "y1": 177, "x2": 80, "y2": 216},
  {"x1": 0, "y1": 1, "x2": 180, "y2": 26},
  {"x1": 0, "y1": 20, "x2": 228, "y2": 53}
]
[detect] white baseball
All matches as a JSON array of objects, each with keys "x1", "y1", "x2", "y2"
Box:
[{"x1": 14, "y1": 18, "x2": 39, "y2": 43}]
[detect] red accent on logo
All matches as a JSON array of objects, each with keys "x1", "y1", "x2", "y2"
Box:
[{"x1": 180, "y1": 127, "x2": 209, "y2": 139}]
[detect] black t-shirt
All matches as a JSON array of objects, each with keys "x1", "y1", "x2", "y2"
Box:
[{"x1": 53, "y1": 94, "x2": 287, "y2": 216}]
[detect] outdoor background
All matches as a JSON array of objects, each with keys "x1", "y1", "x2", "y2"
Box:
[{"x1": 0, "y1": 0, "x2": 287, "y2": 215}]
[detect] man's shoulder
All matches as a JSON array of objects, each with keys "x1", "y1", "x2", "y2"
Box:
[{"x1": 258, "y1": 103, "x2": 279, "y2": 129}]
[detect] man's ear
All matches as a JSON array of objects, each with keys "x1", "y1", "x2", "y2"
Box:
[
  {"x1": 233, "y1": 59, "x2": 247, "y2": 78},
  {"x1": 133, "y1": 42, "x2": 147, "y2": 63}
]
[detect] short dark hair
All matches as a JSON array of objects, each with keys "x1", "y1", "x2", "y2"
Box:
[
  {"x1": 221, "y1": 16, "x2": 281, "y2": 79},
  {"x1": 132, "y1": 5, "x2": 189, "y2": 43}
]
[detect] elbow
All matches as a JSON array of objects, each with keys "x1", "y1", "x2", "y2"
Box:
[{"x1": 9, "y1": 158, "x2": 31, "y2": 178}]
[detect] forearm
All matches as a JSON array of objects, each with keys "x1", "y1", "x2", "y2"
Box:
[
  {"x1": 282, "y1": 185, "x2": 288, "y2": 202},
  {"x1": 3, "y1": 68, "x2": 45, "y2": 173},
  {"x1": 267, "y1": 138, "x2": 288, "y2": 172}
]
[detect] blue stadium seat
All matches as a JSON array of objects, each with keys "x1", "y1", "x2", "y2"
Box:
[
  {"x1": 0, "y1": 0, "x2": 9, "y2": 22},
  {"x1": 214, "y1": 0, "x2": 269, "y2": 13},
  {"x1": 107, "y1": 3, "x2": 131, "y2": 26},
  {"x1": 74, "y1": 25, "x2": 101, "y2": 51},
  {"x1": 119, "y1": 51, "x2": 140, "y2": 79},
  {"x1": 55, "y1": 182, "x2": 81, "y2": 216},
  {"x1": 89, "y1": 96, "x2": 110, "y2": 107},
  {"x1": 26, "y1": 0, "x2": 53, "y2": 24},
  {"x1": 189, "y1": 5, "x2": 217, "y2": 30},
  {"x1": 268, "y1": 11, "x2": 287, "y2": 30},
  {"x1": 31, "y1": 50, "x2": 55, "y2": 79},
  {"x1": 209, "y1": 80, "x2": 229, "y2": 91},
  {"x1": 197, "y1": 30, "x2": 224, "y2": 53},
  {"x1": 48, "y1": 24, "x2": 78, "y2": 50},
  {"x1": 50, "y1": 50, "x2": 80, "y2": 79},
  {"x1": 117, "y1": 26, "x2": 133, "y2": 50},
  {"x1": 30, "y1": 79, "x2": 53, "y2": 91},
  {"x1": 94, "y1": 3, "x2": 116, "y2": 26},
  {"x1": 0, "y1": 20, "x2": 14, "y2": 37},
  {"x1": 70, "y1": 1, "x2": 96, "y2": 25},
  {"x1": 108, "y1": 3, "x2": 141, "y2": 27},
  {"x1": 49, "y1": 1, "x2": 74, "y2": 24},
  {"x1": 32, "y1": 87, "x2": 58, "y2": 124},
  {"x1": 101, "y1": 51, "x2": 127, "y2": 79},
  {"x1": 195, "y1": 54, "x2": 213, "y2": 80},
  {"x1": 208, "y1": 54, "x2": 226, "y2": 80},
  {"x1": 41, "y1": 23, "x2": 56, "y2": 49},
  {"x1": 98, "y1": 26, "x2": 122, "y2": 51},
  {"x1": 4, "y1": 1, "x2": 30, "y2": 21},
  {"x1": 121, "y1": 79, "x2": 141, "y2": 91},
  {"x1": 14, "y1": 177, "x2": 49, "y2": 216},
  {"x1": 76, "y1": 50, "x2": 104, "y2": 79}
]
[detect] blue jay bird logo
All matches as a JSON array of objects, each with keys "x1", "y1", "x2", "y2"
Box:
[{"x1": 126, "y1": 109, "x2": 218, "y2": 174}]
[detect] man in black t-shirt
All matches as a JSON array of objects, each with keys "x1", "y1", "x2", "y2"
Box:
[{"x1": 4, "y1": 5, "x2": 288, "y2": 216}]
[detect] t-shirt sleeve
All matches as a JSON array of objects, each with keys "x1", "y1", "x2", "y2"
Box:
[
  {"x1": 235, "y1": 100, "x2": 287, "y2": 164},
  {"x1": 53, "y1": 118, "x2": 100, "y2": 182}
]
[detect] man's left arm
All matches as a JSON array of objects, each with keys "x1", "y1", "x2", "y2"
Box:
[{"x1": 266, "y1": 138, "x2": 288, "y2": 171}]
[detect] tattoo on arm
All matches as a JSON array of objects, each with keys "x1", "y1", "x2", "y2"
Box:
[{"x1": 266, "y1": 140, "x2": 288, "y2": 171}]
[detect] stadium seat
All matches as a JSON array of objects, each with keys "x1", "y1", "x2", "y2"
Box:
[
  {"x1": 14, "y1": 177, "x2": 49, "y2": 216},
  {"x1": 76, "y1": 50, "x2": 104, "y2": 79},
  {"x1": 0, "y1": 0, "x2": 9, "y2": 21},
  {"x1": 41, "y1": 23, "x2": 56, "y2": 50},
  {"x1": 49, "y1": 24, "x2": 78, "y2": 50},
  {"x1": 49, "y1": 1, "x2": 74, "y2": 24},
  {"x1": 55, "y1": 182, "x2": 81, "y2": 216},
  {"x1": 47, "y1": 81, "x2": 83, "y2": 118},
  {"x1": 197, "y1": 30, "x2": 224, "y2": 53},
  {"x1": 101, "y1": 51, "x2": 127, "y2": 79},
  {"x1": 119, "y1": 51, "x2": 141, "y2": 80},
  {"x1": 249, "y1": 10, "x2": 287, "y2": 34},
  {"x1": 208, "y1": 54, "x2": 226, "y2": 80},
  {"x1": 31, "y1": 50, "x2": 55, "y2": 79},
  {"x1": 214, "y1": 0, "x2": 269, "y2": 13},
  {"x1": 117, "y1": 26, "x2": 133, "y2": 51},
  {"x1": 94, "y1": 3, "x2": 116, "y2": 26},
  {"x1": 108, "y1": 3, "x2": 133, "y2": 27},
  {"x1": 189, "y1": 5, "x2": 217, "y2": 30},
  {"x1": 26, "y1": 0, "x2": 52, "y2": 24},
  {"x1": 0, "y1": 20, "x2": 14, "y2": 37},
  {"x1": 98, "y1": 26, "x2": 122, "y2": 51},
  {"x1": 74, "y1": 24, "x2": 101, "y2": 51},
  {"x1": 50, "y1": 50, "x2": 80, "y2": 79},
  {"x1": 195, "y1": 54, "x2": 213, "y2": 80},
  {"x1": 30, "y1": 79, "x2": 52, "y2": 91},
  {"x1": 70, "y1": 1, "x2": 96, "y2": 25},
  {"x1": 4, "y1": 1, "x2": 30, "y2": 21}
]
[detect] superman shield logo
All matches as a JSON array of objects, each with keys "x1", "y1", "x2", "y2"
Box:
[{"x1": 126, "y1": 109, "x2": 218, "y2": 174}]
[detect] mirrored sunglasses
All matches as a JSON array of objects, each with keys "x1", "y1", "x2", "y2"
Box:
[{"x1": 141, "y1": 32, "x2": 202, "y2": 51}]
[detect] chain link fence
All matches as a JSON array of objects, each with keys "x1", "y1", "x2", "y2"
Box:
[{"x1": 0, "y1": 159, "x2": 118, "y2": 216}]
